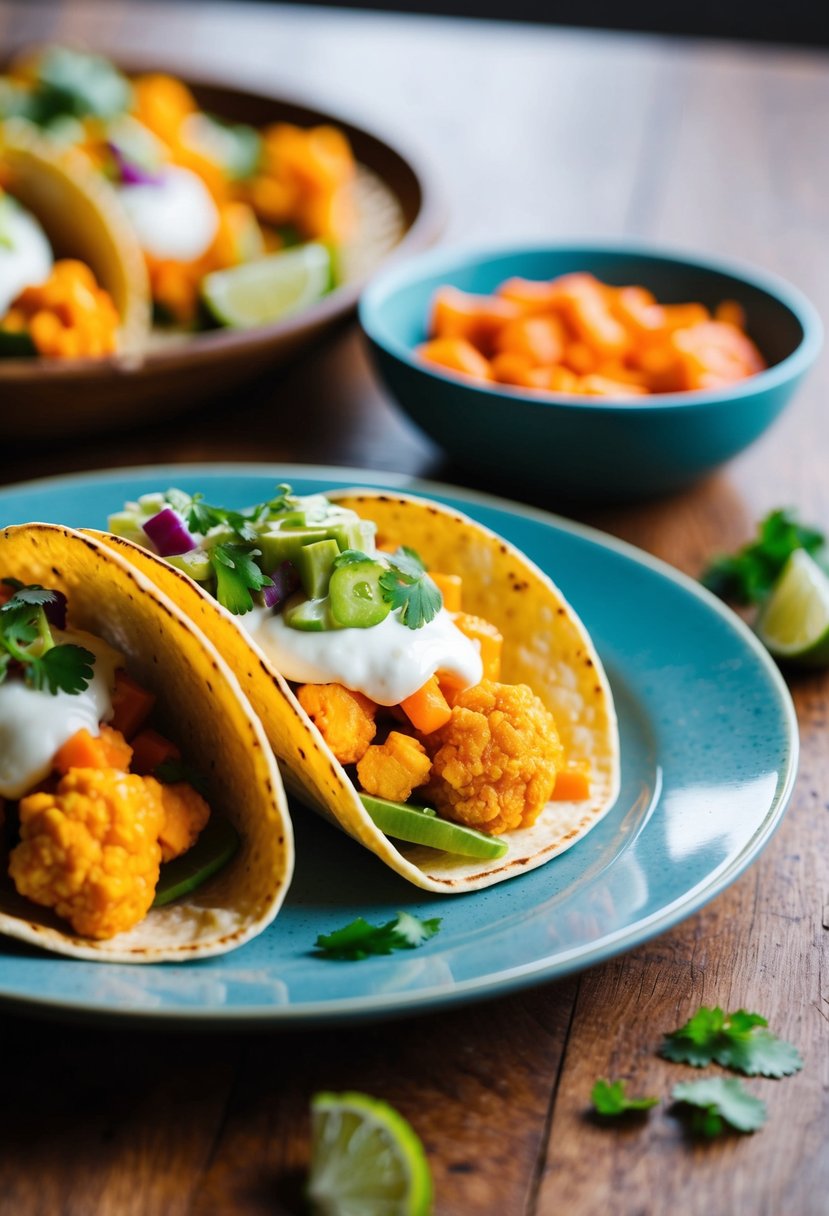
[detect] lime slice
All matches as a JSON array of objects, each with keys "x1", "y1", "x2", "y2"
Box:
[
  {"x1": 202, "y1": 243, "x2": 331, "y2": 328},
  {"x1": 309, "y1": 1092, "x2": 432, "y2": 1216},
  {"x1": 756, "y1": 549, "x2": 829, "y2": 666}
]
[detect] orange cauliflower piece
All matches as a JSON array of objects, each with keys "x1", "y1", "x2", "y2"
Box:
[
  {"x1": 157, "y1": 782, "x2": 210, "y2": 863},
  {"x1": 297, "y1": 683, "x2": 377, "y2": 765},
  {"x1": 356, "y1": 731, "x2": 432, "y2": 803},
  {"x1": 9, "y1": 769, "x2": 167, "y2": 939},
  {"x1": 423, "y1": 680, "x2": 562, "y2": 835}
]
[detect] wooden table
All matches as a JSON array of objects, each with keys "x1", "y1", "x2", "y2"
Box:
[{"x1": 1, "y1": 4, "x2": 827, "y2": 1213}]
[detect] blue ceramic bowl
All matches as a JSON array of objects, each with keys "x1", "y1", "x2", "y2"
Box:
[{"x1": 359, "y1": 243, "x2": 823, "y2": 502}]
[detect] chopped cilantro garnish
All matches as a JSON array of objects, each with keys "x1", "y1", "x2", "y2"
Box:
[
  {"x1": 314, "y1": 910, "x2": 441, "y2": 960},
  {"x1": 702, "y1": 509, "x2": 827, "y2": 605},
  {"x1": 671, "y1": 1077, "x2": 766, "y2": 1136},
  {"x1": 210, "y1": 544, "x2": 273, "y2": 615},
  {"x1": 0, "y1": 585, "x2": 94, "y2": 695},
  {"x1": 661, "y1": 1006, "x2": 803, "y2": 1077},
  {"x1": 590, "y1": 1079, "x2": 658, "y2": 1116},
  {"x1": 173, "y1": 485, "x2": 298, "y2": 541},
  {"x1": 379, "y1": 547, "x2": 442, "y2": 630}
]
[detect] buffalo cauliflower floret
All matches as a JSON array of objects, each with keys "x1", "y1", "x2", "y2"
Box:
[
  {"x1": 157, "y1": 782, "x2": 210, "y2": 863},
  {"x1": 9, "y1": 769, "x2": 167, "y2": 939},
  {"x1": 297, "y1": 683, "x2": 377, "y2": 765},
  {"x1": 356, "y1": 731, "x2": 432, "y2": 803},
  {"x1": 423, "y1": 680, "x2": 562, "y2": 835}
]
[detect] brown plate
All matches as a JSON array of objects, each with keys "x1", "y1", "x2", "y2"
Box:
[{"x1": 0, "y1": 69, "x2": 443, "y2": 437}]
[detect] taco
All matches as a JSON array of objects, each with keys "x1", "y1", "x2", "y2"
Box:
[
  {"x1": 0, "y1": 523, "x2": 292, "y2": 961},
  {"x1": 98, "y1": 486, "x2": 620, "y2": 892},
  {"x1": 0, "y1": 122, "x2": 150, "y2": 356}
]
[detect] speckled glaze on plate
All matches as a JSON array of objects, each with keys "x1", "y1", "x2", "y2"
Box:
[{"x1": 0, "y1": 465, "x2": 798, "y2": 1027}]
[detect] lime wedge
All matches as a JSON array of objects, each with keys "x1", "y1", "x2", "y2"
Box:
[
  {"x1": 756, "y1": 549, "x2": 829, "y2": 666},
  {"x1": 309, "y1": 1092, "x2": 432, "y2": 1216},
  {"x1": 202, "y1": 242, "x2": 331, "y2": 328}
]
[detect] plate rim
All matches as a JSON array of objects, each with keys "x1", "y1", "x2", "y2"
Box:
[{"x1": 0, "y1": 462, "x2": 800, "y2": 1026}]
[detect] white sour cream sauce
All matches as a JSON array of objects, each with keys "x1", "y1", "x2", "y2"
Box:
[
  {"x1": 241, "y1": 607, "x2": 483, "y2": 706},
  {"x1": 0, "y1": 199, "x2": 53, "y2": 315},
  {"x1": 117, "y1": 166, "x2": 219, "y2": 262},
  {"x1": 0, "y1": 630, "x2": 123, "y2": 799}
]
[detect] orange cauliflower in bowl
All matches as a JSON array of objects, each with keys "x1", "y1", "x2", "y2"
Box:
[
  {"x1": 423, "y1": 680, "x2": 563, "y2": 835},
  {"x1": 8, "y1": 769, "x2": 169, "y2": 939}
]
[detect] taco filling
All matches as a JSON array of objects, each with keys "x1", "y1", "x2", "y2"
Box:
[
  {"x1": 0, "y1": 577, "x2": 236, "y2": 939},
  {"x1": 108, "y1": 487, "x2": 607, "y2": 865},
  {"x1": 0, "y1": 523, "x2": 292, "y2": 960}
]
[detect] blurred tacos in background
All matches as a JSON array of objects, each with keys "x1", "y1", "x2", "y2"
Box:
[
  {"x1": 0, "y1": 523, "x2": 292, "y2": 962},
  {"x1": 96, "y1": 486, "x2": 620, "y2": 893},
  {"x1": 0, "y1": 122, "x2": 150, "y2": 357}
]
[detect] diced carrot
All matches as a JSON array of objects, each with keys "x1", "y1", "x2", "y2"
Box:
[
  {"x1": 109, "y1": 670, "x2": 156, "y2": 740},
  {"x1": 489, "y1": 351, "x2": 536, "y2": 386},
  {"x1": 53, "y1": 726, "x2": 132, "y2": 774},
  {"x1": 714, "y1": 299, "x2": 746, "y2": 329},
  {"x1": 563, "y1": 340, "x2": 599, "y2": 375},
  {"x1": 416, "y1": 337, "x2": 491, "y2": 382},
  {"x1": 430, "y1": 286, "x2": 521, "y2": 354},
  {"x1": 494, "y1": 314, "x2": 565, "y2": 366},
  {"x1": 130, "y1": 729, "x2": 182, "y2": 776},
  {"x1": 671, "y1": 321, "x2": 765, "y2": 391},
  {"x1": 430, "y1": 572, "x2": 462, "y2": 612},
  {"x1": 659, "y1": 302, "x2": 711, "y2": 332},
  {"x1": 578, "y1": 374, "x2": 648, "y2": 398},
  {"x1": 400, "y1": 676, "x2": 452, "y2": 734},
  {"x1": 495, "y1": 276, "x2": 564, "y2": 313},
  {"x1": 437, "y1": 670, "x2": 470, "y2": 706},
  {"x1": 453, "y1": 612, "x2": 503, "y2": 680},
  {"x1": 552, "y1": 761, "x2": 591, "y2": 801}
]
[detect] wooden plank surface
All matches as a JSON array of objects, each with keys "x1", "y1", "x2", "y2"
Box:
[{"x1": 0, "y1": 4, "x2": 827, "y2": 1214}]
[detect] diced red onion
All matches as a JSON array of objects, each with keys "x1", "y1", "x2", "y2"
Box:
[
  {"x1": 261, "y1": 561, "x2": 300, "y2": 610},
  {"x1": 44, "y1": 589, "x2": 67, "y2": 630},
  {"x1": 107, "y1": 142, "x2": 164, "y2": 186},
  {"x1": 142, "y1": 508, "x2": 197, "y2": 556}
]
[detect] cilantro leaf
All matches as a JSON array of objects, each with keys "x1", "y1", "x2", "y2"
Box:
[
  {"x1": 314, "y1": 911, "x2": 441, "y2": 961},
  {"x1": 702, "y1": 509, "x2": 827, "y2": 605},
  {"x1": 378, "y1": 554, "x2": 442, "y2": 630},
  {"x1": 210, "y1": 544, "x2": 273, "y2": 615},
  {"x1": 0, "y1": 585, "x2": 56, "y2": 610},
  {"x1": 662, "y1": 1006, "x2": 803, "y2": 1077},
  {"x1": 591, "y1": 1079, "x2": 658, "y2": 1116},
  {"x1": 672, "y1": 1078, "x2": 766, "y2": 1136},
  {"x1": 28, "y1": 644, "x2": 95, "y2": 695},
  {"x1": 180, "y1": 486, "x2": 297, "y2": 540}
]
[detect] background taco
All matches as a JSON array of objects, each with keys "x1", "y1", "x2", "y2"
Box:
[
  {"x1": 1, "y1": 122, "x2": 150, "y2": 355},
  {"x1": 94, "y1": 488, "x2": 620, "y2": 893},
  {"x1": 0, "y1": 523, "x2": 293, "y2": 962}
]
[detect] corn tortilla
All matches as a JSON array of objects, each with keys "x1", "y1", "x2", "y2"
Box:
[
  {"x1": 91, "y1": 489, "x2": 620, "y2": 892},
  {"x1": 0, "y1": 523, "x2": 293, "y2": 962}
]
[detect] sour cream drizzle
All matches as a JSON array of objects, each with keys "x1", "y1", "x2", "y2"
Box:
[
  {"x1": 241, "y1": 607, "x2": 483, "y2": 706},
  {"x1": 0, "y1": 630, "x2": 122, "y2": 799},
  {"x1": 0, "y1": 197, "x2": 53, "y2": 315},
  {"x1": 117, "y1": 166, "x2": 219, "y2": 262}
]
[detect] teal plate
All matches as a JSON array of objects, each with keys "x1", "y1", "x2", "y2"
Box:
[{"x1": 0, "y1": 465, "x2": 798, "y2": 1027}]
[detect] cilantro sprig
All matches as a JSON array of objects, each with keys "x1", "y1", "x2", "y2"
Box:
[
  {"x1": 661, "y1": 1006, "x2": 803, "y2": 1078},
  {"x1": 702, "y1": 509, "x2": 827, "y2": 605},
  {"x1": 379, "y1": 547, "x2": 442, "y2": 631},
  {"x1": 590, "y1": 1079, "x2": 658, "y2": 1117},
  {"x1": 169, "y1": 485, "x2": 298, "y2": 542},
  {"x1": 671, "y1": 1078, "x2": 766, "y2": 1137},
  {"x1": 0, "y1": 584, "x2": 94, "y2": 695},
  {"x1": 314, "y1": 911, "x2": 441, "y2": 961},
  {"x1": 210, "y1": 544, "x2": 273, "y2": 615}
]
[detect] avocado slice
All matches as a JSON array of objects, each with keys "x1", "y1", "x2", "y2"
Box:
[
  {"x1": 152, "y1": 814, "x2": 240, "y2": 907},
  {"x1": 360, "y1": 794, "x2": 509, "y2": 859}
]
